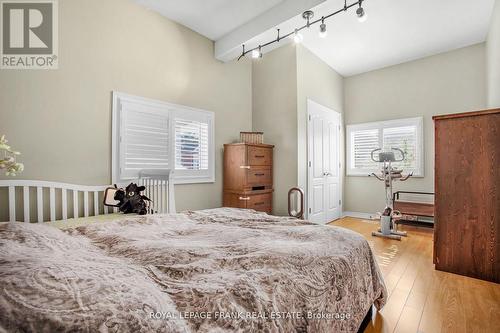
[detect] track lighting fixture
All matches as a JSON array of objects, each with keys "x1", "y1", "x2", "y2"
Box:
[
  {"x1": 319, "y1": 17, "x2": 327, "y2": 38},
  {"x1": 357, "y1": 1, "x2": 367, "y2": 22},
  {"x1": 238, "y1": 0, "x2": 367, "y2": 61}
]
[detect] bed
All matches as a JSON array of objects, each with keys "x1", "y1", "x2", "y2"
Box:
[{"x1": 0, "y1": 208, "x2": 386, "y2": 333}]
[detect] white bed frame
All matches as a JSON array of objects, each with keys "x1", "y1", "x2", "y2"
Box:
[{"x1": 0, "y1": 170, "x2": 175, "y2": 223}]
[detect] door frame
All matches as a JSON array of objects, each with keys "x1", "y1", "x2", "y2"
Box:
[{"x1": 306, "y1": 99, "x2": 343, "y2": 223}]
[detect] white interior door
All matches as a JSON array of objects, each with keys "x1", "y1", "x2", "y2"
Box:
[{"x1": 307, "y1": 100, "x2": 341, "y2": 224}]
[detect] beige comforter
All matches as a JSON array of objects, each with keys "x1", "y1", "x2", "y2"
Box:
[{"x1": 0, "y1": 208, "x2": 386, "y2": 332}]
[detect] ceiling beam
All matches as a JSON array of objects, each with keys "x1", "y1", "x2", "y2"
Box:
[{"x1": 214, "y1": 0, "x2": 327, "y2": 62}]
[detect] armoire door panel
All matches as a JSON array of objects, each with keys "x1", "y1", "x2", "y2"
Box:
[{"x1": 433, "y1": 109, "x2": 499, "y2": 283}]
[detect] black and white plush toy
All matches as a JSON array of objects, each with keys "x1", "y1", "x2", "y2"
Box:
[{"x1": 114, "y1": 183, "x2": 151, "y2": 215}]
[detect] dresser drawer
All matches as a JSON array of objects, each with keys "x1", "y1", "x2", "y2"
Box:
[
  {"x1": 248, "y1": 146, "x2": 272, "y2": 166},
  {"x1": 247, "y1": 167, "x2": 272, "y2": 186},
  {"x1": 246, "y1": 193, "x2": 272, "y2": 212},
  {"x1": 224, "y1": 191, "x2": 272, "y2": 214},
  {"x1": 223, "y1": 192, "x2": 247, "y2": 209}
]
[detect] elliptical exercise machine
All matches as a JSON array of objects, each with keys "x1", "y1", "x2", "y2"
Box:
[{"x1": 370, "y1": 148, "x2": 412, "y2": 240}]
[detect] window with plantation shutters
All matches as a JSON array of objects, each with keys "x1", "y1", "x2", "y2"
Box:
[
  {"x1": 112, "y1": 92, "x2": 215, "y2": 184},
  {"x1": 347, "y1": 117, "x2": 424, "y2": 176}
]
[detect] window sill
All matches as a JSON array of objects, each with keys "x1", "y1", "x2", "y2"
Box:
[{"x1": 173, "y1": 177, "x2": 215, "y2": 185}]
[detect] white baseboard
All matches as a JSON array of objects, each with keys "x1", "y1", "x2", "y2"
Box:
[{"x1": 342, "y1": 211, "x2": 377, "y2": 220}]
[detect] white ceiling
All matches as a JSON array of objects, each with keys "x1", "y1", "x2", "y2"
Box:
[
  {"x1": 300, "y1": 0, "x2": 495, "y2": 76},
  {"x1": 137, "y1": 0, "x2": 496, "y2": 77},
  {"x1": 135, "y1": 0, "x2": 286, "y2": 40}
]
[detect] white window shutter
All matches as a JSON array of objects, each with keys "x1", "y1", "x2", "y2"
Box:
[
  {"x1": 175, "y1": 119, "x2": 209, "y2": 170},
  {"x1": 352, "y1": 128, "x2": 379, "y2": 171},
  {"x1": 173, "y1": 110, "x2": 214, "y2": 183},
  {"x1": 383, "y1": 126, "x2": 418, "y2": 172},
  {"x1": 119, "y1": 104, "x2": 170, "y2": 180}
]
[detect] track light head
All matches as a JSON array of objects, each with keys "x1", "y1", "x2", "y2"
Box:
[
  {"x1": 319, "y1": 18, "x2": 327, "y2": 38},
  {"x1": 251, "y1": 46, "x2": 262, "y2": 59},
  {"x1": 356, "y1": 3, "x2": 367, "y2": 22},
  {"x1": 293, "y1": 29, "x2": 303, "y2": 43}
]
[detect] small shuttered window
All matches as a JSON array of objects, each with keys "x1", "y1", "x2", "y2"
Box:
[
  {"x1": 112, "y1": 92, "x2": 214, "y2": 184},
  {"x1": 347, "y1": 117, "x2": 424, "y2": 176}
]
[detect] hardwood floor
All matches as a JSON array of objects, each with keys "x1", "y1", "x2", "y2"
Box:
[{"x1": 329, "y1": 217, "x2": 500, "y2": 333}]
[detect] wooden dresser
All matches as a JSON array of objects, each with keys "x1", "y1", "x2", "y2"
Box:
[
  {"x1": 223, "y1": 143, "x2": 274, "y2": 214},
  {"x1": 433, "y1": 109, "x2": 499, "y2": 283}
]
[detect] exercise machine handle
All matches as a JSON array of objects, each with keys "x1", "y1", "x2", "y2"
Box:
[
  {"x1": 400, "y1": 171, "x2": 413, "y2": 181},
  {"x1": 370, "y1": 148, "x2": 382, "y2": 162},
  {"x1": 391, "y1": 147, "x2": 405, "y2": 162},
  {"x1": 370, "y1": 173, "x2": 384, "y2": 181}
]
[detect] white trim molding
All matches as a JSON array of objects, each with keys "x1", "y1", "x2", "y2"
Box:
[{"x1": 342, "y1": 211, "x2": 377, "y2": 220}]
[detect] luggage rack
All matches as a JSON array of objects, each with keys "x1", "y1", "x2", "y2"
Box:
[{"x1": 393, "y1": 191, "x2": 434, "y2": 227}]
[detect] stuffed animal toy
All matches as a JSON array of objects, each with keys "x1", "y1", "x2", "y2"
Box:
[{"x1": 114, "y1": 183, "x2": 151, "y2": 215}]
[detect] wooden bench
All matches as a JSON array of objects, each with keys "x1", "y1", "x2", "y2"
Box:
[{"x1": 393, "y1": 191, "x2": 434, "y2": 225}]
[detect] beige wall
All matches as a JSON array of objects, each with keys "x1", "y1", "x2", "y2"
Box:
[
  {"x1": 487, "y1": 0, "x2": 500, "y2": 108},
  {"x1": 296, "y1": 45, "x2": 344, "y2": 207},
  {"x1": 252, "y1": 45, "x2": 298, "y2": 215},
  {"x1": 344, "y1": 43, "x2": 487, "y2": 214},
  {"x1": 0, "y1": 0, "x2": 252, "y2": 220},
  {"x1": 252, "y1": 44, "x2": 344, "y2": 216}
]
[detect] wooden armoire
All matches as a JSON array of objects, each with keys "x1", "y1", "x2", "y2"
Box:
[
  {"x1": 433, "y1": 109, "x2": 499, "y2": 283},
  {"x1": 223, "y1": 143, "x2": 274, "y2": 214}
]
